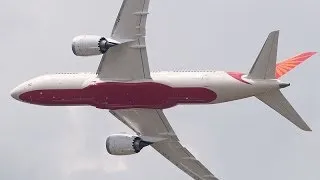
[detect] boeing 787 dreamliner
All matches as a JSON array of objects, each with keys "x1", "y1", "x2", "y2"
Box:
[{"x1": 10, "y1": 0, "x2": 316, "y2": 179}]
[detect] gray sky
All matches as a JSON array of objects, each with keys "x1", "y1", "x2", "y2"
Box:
[{"x1": 1, "y1": 0, "x2": 320, "y2": 179}]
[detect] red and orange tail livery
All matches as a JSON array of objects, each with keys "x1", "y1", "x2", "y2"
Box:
[{"x1": 275, "y1": 52, "x2": 317, "y2": 78}]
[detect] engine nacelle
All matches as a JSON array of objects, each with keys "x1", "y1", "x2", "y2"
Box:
[
  {"x1": 72, "y1": 35, "x2": 117, "y2": 56},
  {"x1": 106, "y1": 134, "x2": 152, "y2": 155}
]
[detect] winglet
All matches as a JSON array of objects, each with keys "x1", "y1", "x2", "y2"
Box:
[{"x1": 276, "y1": 52, "x2": 317, "y2": 78}]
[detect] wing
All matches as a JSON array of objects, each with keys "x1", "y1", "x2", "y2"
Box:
[
  {"x1": 110, "y1": 109, "x2": 219, "y2": 180},
  {"x1": 96, "y1": 0, "x2": 151, "y2": 80},
  {"x1": 111, "y1": 0, "x2": 149, "y2": 41}
]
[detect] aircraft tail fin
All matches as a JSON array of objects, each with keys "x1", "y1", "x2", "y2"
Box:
[
  {"x1": 248, "y1": 31, "x2": 314, "y2": 131},
  {"x1": 256, "y1": 90, "x2": 311, "y2": 131},
  {"x1": 248, "y1": 31, "x2": 317, "y2": 79},
  {"x1": 248, "y1": 31, "x2": 279, "y2": 79},
  {"x1": 275, "y1": 52, "x2": 317, "y2": 78}
]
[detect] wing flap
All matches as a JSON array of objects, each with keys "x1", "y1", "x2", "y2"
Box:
[
  {"x1": 111, "y1": 0, "x2": 150, "y2": 40},
  {"x1": 110, "y1": 109, "x2": 178, "y2": 141},
  {"x1": 96, "y1": 0, "x2": 151, "y2": 80},
  {"x1": 97, "y1": 38, "x2": 151, "y2": 80},
  {"x1": 152, "y1": 141, "x2": 219, "y2": 180},
  {"x1": 110, "y1": 109, "x2": 219, "y2": 179}
]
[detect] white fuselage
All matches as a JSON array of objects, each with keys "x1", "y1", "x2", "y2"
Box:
[{"x1": 10, "y1": 71, "x2": 283, "y2": 109}]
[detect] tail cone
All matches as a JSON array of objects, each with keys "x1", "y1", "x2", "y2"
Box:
[{"x1": 279, "y1": 82, "x2": 290, "y2": 89}]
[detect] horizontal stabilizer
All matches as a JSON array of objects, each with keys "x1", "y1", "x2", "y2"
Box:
[
  {"x1": 256, "y1": 90, "x2": 311, "y2": 131},
  {"x1": 276, "y1": 52, "x2": 317, "y2": 78},
  {"x1": 248, "y1": 31, "x2": 279, "y2": 79}
]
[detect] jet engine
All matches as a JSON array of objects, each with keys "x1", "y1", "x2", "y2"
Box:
[
  {"x1": 72, "y1": 35, "x2": 117, "y2": 56},
  {"x1": 106, "y1": 134, "x2": 153, "y2": 155}
]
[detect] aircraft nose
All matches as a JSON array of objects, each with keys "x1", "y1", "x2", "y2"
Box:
[{"x1": 10, "y1": 85, "x2": 23, "y2": 100}]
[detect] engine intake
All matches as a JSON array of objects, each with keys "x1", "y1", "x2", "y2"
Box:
[
  {"x1": 72, "y1": 35, "x2": 117, "y2": 56},
  {"x1": 106, "y1": 134, "x2": 153, "y2": 155}
]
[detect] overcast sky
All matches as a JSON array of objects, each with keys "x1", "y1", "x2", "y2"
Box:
[{"x1": 1, "y1": 0, "x2": 320, "y2": 179}]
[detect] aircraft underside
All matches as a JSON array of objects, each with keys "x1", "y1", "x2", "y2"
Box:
[
  {"x1": 10, "y1": 0, "x2": 316, "y2": 178},
  {"x1": 19, "y1": 81, "x2": 217, "y2": 109}
]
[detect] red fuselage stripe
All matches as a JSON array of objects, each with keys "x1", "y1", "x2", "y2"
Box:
[
  {"x1": 227, "y1": 72, "x2": 251, "y2": 84},
  {"x1": 19, "y1": 82, "x2": 217, "y2": 109}
]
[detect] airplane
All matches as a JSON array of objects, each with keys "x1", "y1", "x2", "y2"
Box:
[{"x1": 10, "y1": 0, "x2": 316, "y2": 179}]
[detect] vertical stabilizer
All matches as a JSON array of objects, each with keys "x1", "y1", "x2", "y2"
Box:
[
  {"x1": 276, "y1": 52, "x2": 317, "y2": 78},
  {"x1": 248, "y1": 31, "x2": 279, "y2": 79},
  {"x1": 256, "y1": 90, "x2": 311, "y2": 131}
]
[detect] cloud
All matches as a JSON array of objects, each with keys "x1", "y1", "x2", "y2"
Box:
[
  {"x1": 62, "y1": 107, "x2": 128, "y2": 176},
  {"x1": 63, "y1": 156, "x2": 128, "y2": 175}
]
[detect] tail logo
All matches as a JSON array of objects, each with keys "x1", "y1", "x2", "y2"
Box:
[{"x1": 275, "y1": 52, "x2": 316, "y2": 78}]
